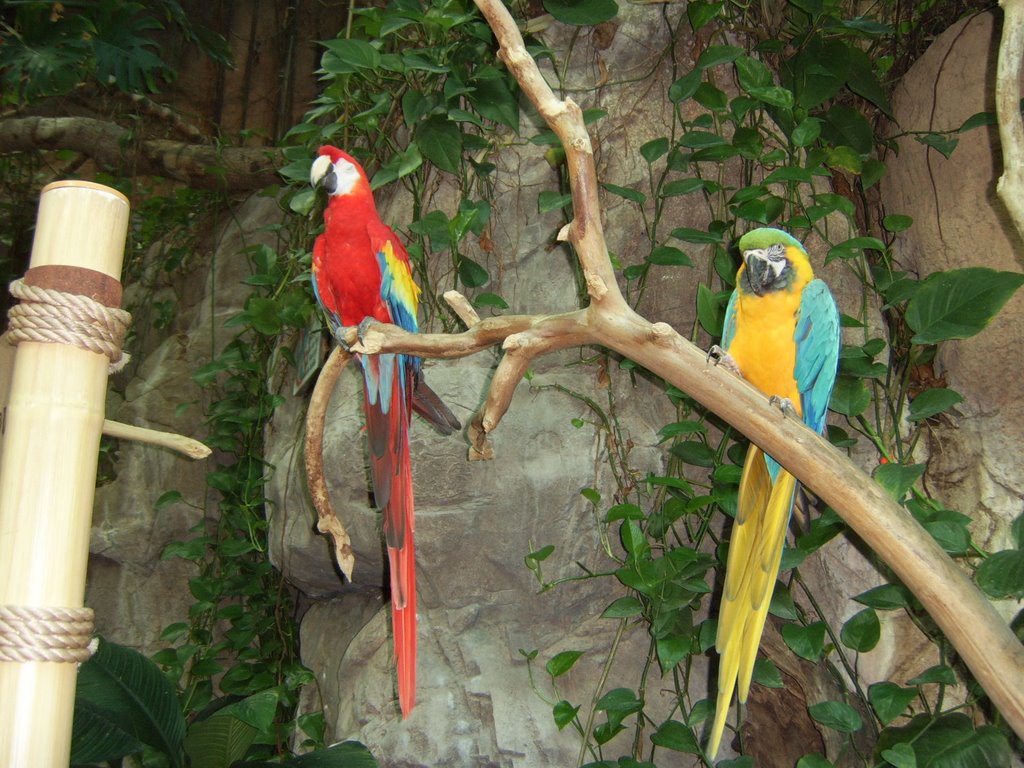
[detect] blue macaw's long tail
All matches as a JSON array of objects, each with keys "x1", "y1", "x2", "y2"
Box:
[{"x1": 708, "y1": 445, "x2": 798, "y2": 758}]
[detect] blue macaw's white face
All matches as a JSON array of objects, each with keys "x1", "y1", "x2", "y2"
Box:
[
  {"x1": 310, "y1": 154, "x2": 361, "y2": 197},
  {"x1": 742, "y1": 242, "x2": 792, "y2": 295}
]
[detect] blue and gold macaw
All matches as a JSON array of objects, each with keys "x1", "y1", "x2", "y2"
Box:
[{"x1": 707, "y1": 228, "x2": 841, "y2": 758}]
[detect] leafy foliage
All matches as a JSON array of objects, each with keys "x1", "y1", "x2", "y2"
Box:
[{"x1": 0, "y1": 0, "x2": 230, "y2": 106}]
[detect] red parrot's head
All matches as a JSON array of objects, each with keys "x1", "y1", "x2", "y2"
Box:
[{"x1": 310, "y1": 145, "x2": 371, "y2": 199}]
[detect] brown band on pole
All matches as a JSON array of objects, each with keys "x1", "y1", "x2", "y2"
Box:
[{"x1": 24, "y1": 265, "x2": 122, "y2": 309}]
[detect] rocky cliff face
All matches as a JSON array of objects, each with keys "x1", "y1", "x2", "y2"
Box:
[{"x1": 82, "y1": 7, "x2": 1021, "y2": 768}]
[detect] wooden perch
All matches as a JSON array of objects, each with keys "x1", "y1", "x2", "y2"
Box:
[
  {"x1": 303, "y1": 0, "x2": 1024, "y2": 740},
  {"x1": 101, "y1": 419, "x2": 210, "y2": 460}
]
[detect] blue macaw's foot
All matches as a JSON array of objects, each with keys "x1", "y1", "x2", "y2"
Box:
[
  {"x1": 768, "y1": 394, "x2": 799, "y2": 419},
  {"x1": 708, "y1": 344, "x2": 743, "y2": 378}
]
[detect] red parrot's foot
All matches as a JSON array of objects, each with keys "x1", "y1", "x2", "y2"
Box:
[{"x1": 708, "y1": 345, "x2": 742, "y2": 377}]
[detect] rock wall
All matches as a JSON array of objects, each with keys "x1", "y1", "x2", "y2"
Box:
[{"x1": 882, "y1": 11, "x2": 1024, "y2": 614}]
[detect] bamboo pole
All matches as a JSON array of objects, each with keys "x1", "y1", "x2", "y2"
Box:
[{"x1": 0, "y1": 180, "x2": 129, "y2": 767}]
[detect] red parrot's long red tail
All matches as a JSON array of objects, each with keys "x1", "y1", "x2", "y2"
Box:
[
  {"x1": 387, "y1": 535, "x2": 416, "y2": 717},
  {"x1": 362, "y1": 353, "x2": 417, "y2": 718}
]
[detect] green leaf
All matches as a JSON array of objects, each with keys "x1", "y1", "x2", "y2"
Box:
[
  {"x1": 649, "y1": 245, "x2": 692, "y2": 267},
  {"x1": 906, "y1": 664, "x2": 957, "y2": 686},
  {"x1": 830, "y1": 376, "x2": 870, "y2": 417},
  {"x1": 781, "y1": 621, "x2": 826, "y2": 661},
  {"x1": 538, "y1": 190, "x2": 573, "y2": 213},
  {"x1": 544, "y1": 0, "x2": 619, "y2": 25},
  {"x1": 656, "y1": 633, "x2": 689, "y2": 672},
  {"x1": 73, "y1": 638, "x2": 186, "y2": 767},
  {"x1": 415, "y1": 116, "x2": 463, "y2": 173},
  {"x1": 808, "y1": 701, "x2": 863, "y2": 733},
  {"x1": 293, "y1": 742, "x2": 380, "y2": 766},
  {"x1": 670, "y1": 440, "x2": 716, "y2": 468},
  {"x1": 457, "y1": 256, "x2": 489, "y2": 288},
  {"x1": 651, "y1": 720, "x2": 700, "y2": 753},
  {"x1": 640, "y1": 137, "x2": 670, "y2": 163},
  {"x1": 905, "y1": 268, "x2": 1024, "y2": 345},
  {"x1": 185, "y1": 711, "x2": 259, "y2": 768},
  {"x1": 679, "y1": 131, "x2": 728, "y2": 148},
  {"x1": 669, "y1": 69, "x2": 702, "y2": 103},
  {"x1": 751, "y1": 657, "x2": 784, "y2": 688},
  {"x1": 748, "y1": 85, "x2": 794, "y2": 108},
  {"x1": 603, "y1": 183, "x2": 647, "y2": 204},
  {"x1": 662, "y1": 178, "x2": 707, "y2": 196},
  {"x1": 878, "y1": 713, "x2": 1012, "y2": 768},
  {"x1": 845, "y1": 46, "x2": 891, "y2": 114},
  {"x1": 791, "y1": 117, "x2": 823, "y2": 147},
  {"x1": 547, "y1": 650, "x2": 584, "y2": 678},
  {"x1": 697, "y1": 45, "x2": 744, "y2": 69},
  {"x1": 975, "y1": 549, "x2": 1024, "y2": 599},
  {"x1": 841, "y1": 608, "x2": 881, "y2": 652},
  {"x1": 670, "y1": 227, "x2": 722, "y2": 244},
  {"x1": 1013, "y1": 513, "x2": 1024, "y2": 549},
  {"x1": 320, "y1": 38, "x2": 381, "y2": 73},
  {"x1": 697, "y1": 284, "x2": 728, "y2": 336},
  {"x1": 908, "y1": 388, "x2": 963, "y2": 421},
  {"x1": 687, "y1": 1, "x2": 724, "y2": 31},
  {"x1": 880, "y1": 743, "x2": 916, "y2": 768},
  {"x1": 883, "y1": 214, "x2": 913, "y2": 232},
  {"x1": 602, "y1": 596, "x2": 644, "y2": 618},
  {"x1": 797, "y1": 755, "x2": 836, "y2": 768},
  {"x1": 473, "y1": 292, "x2": 509, "y2": 310},
  {"x1": 554, "y1": 700, "x2": 581, "y2": 730},
  {"x1": 469, "y1": 75, "x2": 519, "y2": 131},
  {"x1": 959, "y1": 111, "x2": 997, "y2": 132},
  {"x1": 868, "y1": 682, "x2": 918, "y2": 725},
  {"x1": 657, "y1": 421, "x2": 707, "y2": 441},
  {"x1": 916, "y1": 132, "x2": 958, "y2": 158},
  {"x1": 854, "y1": 583, "x2": 912, "y2": 610},
  {"x1": 873, "y1": 462, "x2": 926, "y2": 501}
]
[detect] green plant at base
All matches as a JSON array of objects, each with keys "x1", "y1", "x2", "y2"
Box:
[{"x1": 71, "y1": 637, "x2": 378, "y2": 768}]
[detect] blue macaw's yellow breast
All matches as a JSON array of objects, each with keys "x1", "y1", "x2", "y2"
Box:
[{"x1": 726, "y1": 246, "x2": 814, "y2": 414}]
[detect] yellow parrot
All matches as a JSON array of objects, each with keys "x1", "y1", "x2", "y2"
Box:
[{"x1": 707, "y1": 227, "x2": 841, "y2": 758}]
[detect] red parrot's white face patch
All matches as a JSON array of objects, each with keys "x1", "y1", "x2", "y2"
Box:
[{"x1": 310, "y1": 154, "x2": 361, "y2": 197}]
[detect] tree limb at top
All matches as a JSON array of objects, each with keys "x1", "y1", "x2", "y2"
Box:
[{"x1": 0, "y1": 116, "x2": 284, "y2": 191}]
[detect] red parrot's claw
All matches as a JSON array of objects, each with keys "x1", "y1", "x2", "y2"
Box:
[
  {"x1": 357, "y1": 316, "x2": 378, "y2": 342},
  {"x1": 768, "y1": 394, "x2": 799, "y2": 418},
  {"x1": 708, "y1": 345, "x2": 742, "y2": 377}
]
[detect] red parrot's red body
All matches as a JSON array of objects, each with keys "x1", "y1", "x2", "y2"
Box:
[{"x1": 310, "y1": 146, "x2": 458, "y2": 718}]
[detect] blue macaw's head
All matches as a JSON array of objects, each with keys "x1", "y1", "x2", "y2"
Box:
[{"x1": 737, "y1": 227, "x2": 810, "y2": 296}]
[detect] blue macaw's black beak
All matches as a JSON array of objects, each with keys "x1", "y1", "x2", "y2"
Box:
[{"x1": 743, "y1": 251, "x2": 772, "y2": 295}]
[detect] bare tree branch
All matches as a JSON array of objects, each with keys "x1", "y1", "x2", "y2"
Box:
[
  {"x1": 0, "y1": 116, "x2": 284, "y2": 190},
  {"x1": 305, "y1": 0, "x2": 1024, "y2": 739},
  {"x1": 997, "y1": 0, "x2": 1024, "y2": 244}
]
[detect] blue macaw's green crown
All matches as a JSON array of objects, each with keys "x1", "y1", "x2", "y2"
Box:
[{"x1": 737, "y1": 227, "x2": 806, "y2": 254}]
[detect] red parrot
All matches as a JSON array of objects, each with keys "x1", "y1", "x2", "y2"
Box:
[{"x1": 309, "y1": 145, "x2": 460, "y2": 718}]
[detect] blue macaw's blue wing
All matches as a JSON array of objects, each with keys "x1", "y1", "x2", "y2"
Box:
[
  {"x1": 721, "y1": 287, "x2": 739, "y2": 350},
  {"x1": 793, "y1": 279, "x2": 841, "y2": 435}
]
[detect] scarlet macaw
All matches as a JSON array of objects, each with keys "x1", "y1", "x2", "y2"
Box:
[
  {"x1": 309, "y1": 145, "x2": 460, "y2": 718},
  {"x1": 707, "y1": 228, "x2": 840, "y2": 758}
]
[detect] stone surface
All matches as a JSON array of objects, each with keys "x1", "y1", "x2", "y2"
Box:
[
  {"x1": 88, "y1": 193, "x2": 289, "y2": 649},
  {"x1": 882, "y1": 11, "x2": 1024, "y2": 620}
]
